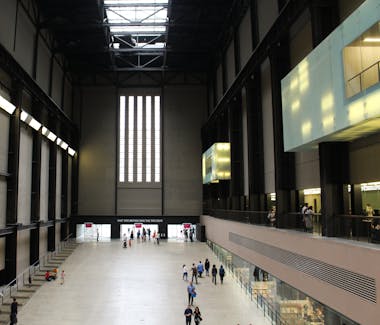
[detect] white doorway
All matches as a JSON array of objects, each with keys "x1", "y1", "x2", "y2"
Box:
[
  {"x1": 168, "y1": 224, "x2": 197, "y2": 241},
  {"x1": 76, "y1": 224, "x2": 111, "y2": 241},
  {"x1": 120, "y1": 224, "x2": 158, "y2": 241}
]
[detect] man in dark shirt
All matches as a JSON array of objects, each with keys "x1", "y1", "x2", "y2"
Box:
[
  {"x1": 184, "y1": 305, "x2": 193, "y2": 325},
  {"x1": 10, "y1": 298, "x2": 17, "y2": 325}
]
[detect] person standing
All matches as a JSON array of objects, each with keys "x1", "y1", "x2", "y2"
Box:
[
  {"x1": 184, "y1": 305, "x2": 193, "y2": 325},
  {"x1": 211, "y1": 264, "x2": 217, "y2": 285},
  {"x1": 197, "y1": 261, "x2": 204, "y2": 278},
  {"x1": 96, "y1": 228, "x2": 99, "y2": 242},
  {"x1": 60, "y1": 270, "x2": 65, "y2": 285},
  {"x1": 147, "y1": 228, "x2": 151, "y2": 240},
  {"x1": 10, "y1": 298, "x2": 17, "y2": 325},
  {"x1": 204, "y1": 258, "x2": 210, "y2": 276},
  {"x1": 253, "y1": 267, "x2": 260, "y2": 281},
  {"x1": 219, "y1": 265, "x2": 225, "y2": 284},
  {"x1": 304, "y1": 206, "x2": 314, "y2": 233},
  {"x1": 187, "y1": 281, "x2": 196, "y2": 305},
  {"x1": 194, "y1": 306, "x2": 202, "y2": 325}
]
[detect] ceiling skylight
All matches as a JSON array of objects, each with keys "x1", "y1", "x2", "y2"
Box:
[{"x1": 104, "y1": 0, "x2": 168, "y2": 49}]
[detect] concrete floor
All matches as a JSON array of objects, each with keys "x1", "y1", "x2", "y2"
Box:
[{"x1": 18, "y1": 239, "x2": 270, "y2": 325}]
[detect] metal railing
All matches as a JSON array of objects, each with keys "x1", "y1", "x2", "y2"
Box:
[
  {"x1": 346, "y1": 59, "x2": 380, "y2": 97},
  {"x1": 209, "y1": 241, "x2": 288, "y2": 325},
  {"x1": 0, "y1": 234, "x2": 75, "y2": 305},
  {"x1": 205, "y1": 209, "x2": 380, "y2": 244}
]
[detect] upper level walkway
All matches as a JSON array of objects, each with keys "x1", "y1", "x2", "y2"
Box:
[{"x1": 17, "y1": 239, "x2": 270, "y2": 325}]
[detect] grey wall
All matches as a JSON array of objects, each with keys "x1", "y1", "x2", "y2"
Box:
[
  {"x1": 163, "y1": 86, "x2": 205, "y2": 216},
  {"x1": 0, "y1": 0, "x2": 72, "y2": 115},
  {"x1": 78, "y1": 85, "x2": 207, "y2": 217},
  {"x1": 257, "y1": 0, "x2": 278, "y2": 41},
  {"x1": 295, "y1": 150, "x2": 320, "y2": 189},
  {"x1": 78, "y1": 87, "x2": 116, "y2": 215},
  {"x1": 16, "y1": 231, "x2": 29, "y2": 275},
  {"x1": 239, "y1": 10, "x2": 252, "y2": 69},
  {"x1": 339, "y1": 0, "x2": 366, "y2": 22},
  {"x1": 261, "y1": 59, "x2": 275, "y2": 193},
  {"x1": 226, "y1": 41, "x2": 235, "y2": 89}
]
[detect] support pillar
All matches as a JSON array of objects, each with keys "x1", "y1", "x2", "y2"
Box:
[
  {"x1": 319, "y1": 142, "x2": 349, "y2": 237},
  {"x1": 269, "y1": 39, "x2": 296, "y2": 228},
  {"x1": 5, "y1": 80, "x2": 22, "y2": 282},
  {"x1": 48, "y1": 142, "x2": 57, "y2": 251}
]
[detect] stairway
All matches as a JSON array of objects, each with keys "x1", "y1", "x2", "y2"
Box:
[{"x1": 0, "y1": 241, "x2": 79, "y2": 324}]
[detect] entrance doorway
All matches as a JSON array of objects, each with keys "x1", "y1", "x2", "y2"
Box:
[
  {"x1": 120, "y1": 224, "x2": 158, "y2": 240},
  {"x1": 76, "y1": 224, "x2": 111, "y2": 241},
  {"x1": 168, "y1": 224, "x2": 197, "y2": 241}
]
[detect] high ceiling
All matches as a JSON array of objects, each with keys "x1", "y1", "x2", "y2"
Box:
[{"x1": 36, "y1": 0, "x2": 239, "y2": 73}]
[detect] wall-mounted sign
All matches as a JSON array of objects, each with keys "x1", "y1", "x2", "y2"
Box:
[
  {"x1": 85, "y1": 223, "x2": 93, "y2": 228},
  {"x1": 183, "y1": 223, "x2": 192, "y2": 229},
  {"x1": 134, "y1": 223, "x2": 143, "y2": 228}
]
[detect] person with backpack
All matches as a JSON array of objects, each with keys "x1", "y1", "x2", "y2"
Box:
[
  {"x1": 191, "y1": 263, "x2": 198, "y2": 284},
  {"x1": 211, "y1": 264, "x2": 217, "y2": 285},
  {"x1": 219, "y1": 265, "x2": 225, "y2": 284}
]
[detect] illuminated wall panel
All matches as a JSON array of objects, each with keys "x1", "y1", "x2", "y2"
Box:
[
  {"x1": 281, "y1": 0, "x2": 380, "y2": 151},
  {"x1": 202, "y1": 143, "x2": 231, "y2": 184}
]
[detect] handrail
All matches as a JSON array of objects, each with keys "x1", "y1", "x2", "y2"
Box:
[
  {"x1": 0, "y1": 233, "x2": 74, "y2": 305},
  {"x1": 347, "y1": 59, "x2": 380, "y2": 83}
]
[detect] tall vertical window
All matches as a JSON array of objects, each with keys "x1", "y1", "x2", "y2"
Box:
[
  {"x1": 154, "y1": 96, "x2": 160, "y2": 182},
  {"x1": 119, "y1": 96, "x2": 126, "y2": 182},
  {"x1": 128, "y1": 96, "x2": 134, "y2": 182},
  {"x1": 146, "y1": 96, "x2": 152, "y2": 182},
  {"x1": 119, "y1": 94, "x2": 161, "y2": 184}
]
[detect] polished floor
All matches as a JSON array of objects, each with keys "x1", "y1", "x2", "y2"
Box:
[{"x1": 18, "y1": 239, "x2": 270, "y2": 325}]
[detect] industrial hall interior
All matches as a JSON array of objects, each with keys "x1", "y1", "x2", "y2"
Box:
[{"x1": 0, "y1": 0, "x2": 379, "y2": 324}]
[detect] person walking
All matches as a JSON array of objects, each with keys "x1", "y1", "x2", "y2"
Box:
[
  {"x1": 184, "y1": 305, "x2": 193, "y2": 325},
  {"x1": 205, "y1": 258, "x2": 210, "y2": 276},
  {"x1": 60, "y1": 270, "x2": 65, "y2": 285},
  {"x1": 219, "y1": 265, "x2": 225, "y2": 284},
  {"x1": 191, "y1": 263, "x2": 198, "y2": 284},
  {"x1": 183, "y1": 264, "x2": 188, "y2": 281},
  {"x1": 10, "y1": 298, "x2": 17, "y2": 325},
  {"x1": 211, "y1": 264, "x2": 217, "y2": 285},
  {"x1": 187, "y1": 281, "x2": 196, "y2": 305},
  {"x1": 194, "y1": 306, "x2": 202, "y2": 324}
]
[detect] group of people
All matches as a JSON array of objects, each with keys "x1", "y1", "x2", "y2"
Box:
[
  {"x1": 122, "y1": 229, "x2": 160, "y2": 248},
  {"x1": 183, "y1": 258, "x2": 226, "y2": 324},
  {"x1": 45, "y1": 268, "x2": 65, "y2": 284},
  {"x1": 183, "y1": 227, "x2": 195, "y2": 242}
]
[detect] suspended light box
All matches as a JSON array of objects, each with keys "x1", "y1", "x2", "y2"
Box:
[{"x1": 202, "y1": 143, "x2": 231, "y2": 184}]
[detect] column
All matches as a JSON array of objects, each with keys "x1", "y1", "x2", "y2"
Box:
[{"x1": 319, "y1": 142, "x2": 349, "y2": 237}]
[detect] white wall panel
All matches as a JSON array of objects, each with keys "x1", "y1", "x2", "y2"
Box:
[
  {"x1": 226, "y1": 41, "x2": 235, "y2": 89},
  {"x1": 36, "y1": 39, "x2": 51, "y2": 94},
  {"x1": 18, "y1": 126, "x2": 33, "y2": 224},
  {"x1": 16, "y1": 230, "x2": 30, "y2": 275},
  {"x1": 40, "y1": 139, "x2": 49, "y2": 221},
  {"x1": 55, "y1": 222, "x2": 61, "y2": 247},
  {"x1": 261, "y1": 59, "x2": 275, "y2": 193},
  {"x1": 0, "y1": 0, "x2": 17, "y2": 52},
  {"x1": 55, "y1": 150, "x2": 62, "y2": 219},
  {"x1": 0, "y1": 180, "x2": 6, "y2": 228},
  {"x1": 14, "y1": 9, "x2": 34, "y2": 76},
  {"x1": 0, "y1": 110, "x2": 9, "y2": 172},
  {"x1": 239, "y1": 10, "x2": 252, "y2": 69},
  {"x1": 257, "y1": 0, "x2": 278, "y2": 41},
  {"x1": 52, "y1": 60, "x2": 63, "y2": 106},
  {"x1": 0, "y1": 238, "x2": 5, "y2": 270},
  {"x1": 39, "y1": 227, "x2": 48, "y2": 258},
  {"x1": 67, "y1": 157, "x2": 72, "y2": 217}
]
